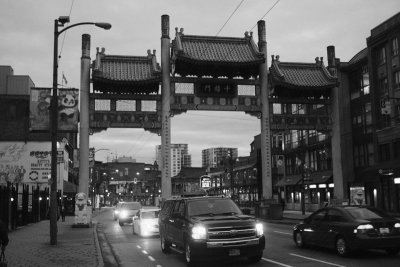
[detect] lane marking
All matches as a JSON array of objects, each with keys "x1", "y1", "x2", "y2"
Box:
[
  {"x1": 273, "y1": 230, "x2": 292, "y2": 235},
  {"x1": 136, "y1": 245, "x2": 141, "y2": 249},
  {"x1": 290, "y1": 253, "x2": 347, "y2": 267},
  {"x1": 148, "y1": 256, "x2": 155, "y2": 261},
  {"x1": 142, "y1": 250, "x2": 148, "y2": 255},
  {"x1": 262, "y1": 257, "x2": 294, "y2": 267}
]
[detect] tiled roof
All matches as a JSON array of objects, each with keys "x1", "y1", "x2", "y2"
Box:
[
  {"x1": 172, "y1": 28, "x2": 264, "y2": 78},
  {"x1": 173, "y1": 32, "x2": 263, "y2": 63},
  {"x1": 92, "y1": 49, "x2": 160, "y2": 84},
  {"x1": 270, "y1": 56, "x2": 338, "y2": 89},
  {"x1": 348, "y1": 48, "x2": 367, "y2": 65},
  {"x1": 173, "y1": 167, "x2": 207, "y2": 179}
]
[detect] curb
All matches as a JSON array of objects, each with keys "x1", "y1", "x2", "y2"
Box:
[{"x1": 96, "y1": 223, "x2": 119, "y2": 267}]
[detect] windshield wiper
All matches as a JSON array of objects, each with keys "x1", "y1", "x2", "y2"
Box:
[
  {"x1": 216, "y1": 212, "x2": 239, "y2": 216},
  {"x1": 192, "y1": 213, "x2": 215, "y2": 217}
]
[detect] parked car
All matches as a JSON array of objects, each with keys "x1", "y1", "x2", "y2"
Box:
[
  {"x1": 113, "y1": 202, "x2": 124, "y2": 221},
  {"x1": 293, "y1": 205, "x2": 400, "y2": 256},
  {"x1": 118, "y1": 202, "x2": 142, "y2": 226},
  {"x1": 159, "y1": 196, "x2": 265, "y2": 266},
  {"x1": 132, "y1": 207, "x2": 160, "y2": 236}
]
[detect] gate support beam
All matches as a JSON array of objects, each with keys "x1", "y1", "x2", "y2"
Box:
[
  {"x1": 258, "y1": 20, "x2": 273, "y2": 199},
  {"x1": 161, "y1": 15, "x2": 172, "y2": 200}
]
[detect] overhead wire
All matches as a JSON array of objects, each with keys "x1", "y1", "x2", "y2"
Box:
[
  {"x1": 215, "y1": 0, "x2": 246, "y2": 36},
  {"x1": 58, "y1": 0, "x2": 75, "y2": 62},
  {"x1": 249, "y1": 0, "x2": 280, "y2": 31}
]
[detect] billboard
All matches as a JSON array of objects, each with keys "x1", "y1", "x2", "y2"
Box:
[
  {"x1": 0, "y1": 142, "x2": 67, "y2": 187},
  {"x1": 30, "y1": 87, "x2": 79, "y2": 132}
]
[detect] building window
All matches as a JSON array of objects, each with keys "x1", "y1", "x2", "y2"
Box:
[
  {"x1": 379, "y1": 77, "x2": 389, "y2": 96},
  {"x1": 361, "y1": 65, "x2": 370, "y2": 95},
  {"x1": 378, "y1": 46, "x2": 386, "y2": 65},
  {"x1": 394, "y1": 140, "x2": 400, "y2": 159},
  {"x1": 379, "y1": 143, "x2": 391, "y2": 162},
  {"x1": 394, "y1": 70, "x2": 400, "y2": 90},
  {"x1": 392, "y1": 37, "x2": 399, "y2": 56}
]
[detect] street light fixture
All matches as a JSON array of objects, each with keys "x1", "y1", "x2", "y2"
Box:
[{"x1": 50, "y1": 16, "x2": 111, "y2": 245}]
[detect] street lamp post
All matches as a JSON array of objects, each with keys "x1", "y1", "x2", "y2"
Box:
[{"x1": 50, "y1": 16, "x2": 111, "y2": 245}]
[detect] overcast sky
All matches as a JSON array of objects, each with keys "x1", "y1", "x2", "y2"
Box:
[{"x1": 1, "y1": 0, "x2": 399, "y2": 166}]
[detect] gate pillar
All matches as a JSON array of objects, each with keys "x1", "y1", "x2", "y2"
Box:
[
  {"x1": 161, "y1": 15, "x2": 172, "y2": 200},
  {"x1": 258, "y1": 20, "x2": 273, "y2": 199},
  {"x1": 328, "y1": 46, "x2": 348, "y2": 202},
  {"x1": 79, "y1": 34, "x2": 91, "y2": 197}
]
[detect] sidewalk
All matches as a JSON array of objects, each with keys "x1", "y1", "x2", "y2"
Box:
[{"x1": 4, "y1": 210, "x2": 105, "y2": 267}]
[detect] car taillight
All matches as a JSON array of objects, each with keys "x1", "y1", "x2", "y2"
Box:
[
  {"x1": 394, "y1": 223, "x2": 400, "y2": 229},
  {"x1": 354, "y1": 224, "x2": 374, "y2": 234}
]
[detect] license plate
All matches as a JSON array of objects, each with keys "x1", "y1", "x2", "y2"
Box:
[
  {"x1": 229, "y1": 249, "x2": 240, "y2": 256},
  {"x1": 379, "y1": 227, "x2": 389, "y2": 234}
]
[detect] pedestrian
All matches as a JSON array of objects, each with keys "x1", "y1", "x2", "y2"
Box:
[
  {"x1": 60, "y1": 205, "x2": 66, "y2": 222},
  {"x1": 0, "y1": 218, "x2": 9, "y2": 261}
]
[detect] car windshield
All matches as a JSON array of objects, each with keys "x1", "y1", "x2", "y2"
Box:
[
  {"x1": 142, "y1": 210, "x2": 160, "y2": 219},
  {"x1": 344, "y1": 207, "x2": 389, "y2": 220},
  {"x1": 188, "y1": 198, "x2": 242, "y2": 217},
  {"x1": 122, "y1": 203, "x2": 141, "y2": 210}
]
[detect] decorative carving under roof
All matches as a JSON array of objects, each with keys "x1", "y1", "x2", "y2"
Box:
[
  {"x1": 92, "y1": 48, "x2": 161, "y2": 94},
  {"x1": 269, "y1": 55, "x2": 338, "y2": 98},
  {"x1": 171, "y1": 28, "x2": 265, "y2": 79}
]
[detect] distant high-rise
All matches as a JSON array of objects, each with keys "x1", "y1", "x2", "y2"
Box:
[
  {"x1": 155, "y1": 144, "x2": 192, "y2": 177},
  {"x1": 202, "y1": 147, "x2": 238, "y2": 168}
]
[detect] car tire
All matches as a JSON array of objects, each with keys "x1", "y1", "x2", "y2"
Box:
[
  {"x1": 119, "y1": 220, "x2": 124, "y2": 226},
  {"x1": 185, "y1": 241, "x2": 196, "y2": 267},
  {"x1": 294, "y1": 231, "x2": 305, "y2": 248},
  {"x1": 385, "y1": 248, "x2": 400, "y2": 256},
  {"x1": 160, "y1": 232, "x2": 171, "y2": 253},
  {"x1": 335, "y1": 236, "x2": 349, "y2": 256},
  {"x1": 247, "y1": 252, "x2": 263, "y2": 263}
]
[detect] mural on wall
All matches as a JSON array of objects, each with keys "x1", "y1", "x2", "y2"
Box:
[
  {"x1": 30, "y1": 88, "x2": 79, "y2": 132},
  {"x1": 0, "y1": 142, "x2": 52, "y2": 184}
]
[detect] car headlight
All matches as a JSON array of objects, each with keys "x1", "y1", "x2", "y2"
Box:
[
  {"x1": 114, "y1": 210, "x2": 120, "y2": 214},
  {"x1": 394, "y1": 223, "x2": 400, "y2": 228},
  {"x1": 354, "y1": 224, "x2": 374, "y2": 234},
  {"x1": 192, "y1": 225, "x2": 206, "y2": 240},
  {"x1": 255, "y1": 223, "x2": 264, "y2": 237},
  {"x1": 120, "y1": 210, "x2": 128, "y2": 219}
]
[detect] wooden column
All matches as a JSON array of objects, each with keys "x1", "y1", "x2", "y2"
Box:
[
  {"x1": 258, "y1": 20, "x2": 272, "y2": 199},
  {"x1": 161, "y1": 15, "x2": 172, "y2": 200}
]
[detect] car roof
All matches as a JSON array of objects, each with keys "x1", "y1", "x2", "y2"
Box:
[
  {"x1": 140, "y1": 207, "x2": 160, "y2": 212},
  {"x1": 166, "y1": 195, "x2": 227, "y2": 201}
]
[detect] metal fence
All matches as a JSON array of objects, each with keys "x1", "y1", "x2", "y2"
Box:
[{"x1": 0, "y1": 183, "x2": 59, "y2": 231}]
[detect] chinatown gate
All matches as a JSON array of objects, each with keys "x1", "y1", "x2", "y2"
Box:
[{"x1": 84, "y1": 15, "x2": 345, "y2": 203}]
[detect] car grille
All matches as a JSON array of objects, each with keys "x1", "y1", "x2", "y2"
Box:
[{"x1": 207, "y1": 225, "x2": 256, "y2": 241}]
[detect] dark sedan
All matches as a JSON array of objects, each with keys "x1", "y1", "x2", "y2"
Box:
[{"x1": 293, "y1": 205, "x2": 400, "y2": 256}]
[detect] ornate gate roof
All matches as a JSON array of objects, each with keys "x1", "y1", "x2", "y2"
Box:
[
  {"x1": 92, "y1": 48, "x2": 161, "y2": 94},
  {"x1": 171, "y1": 28, "x2": 264, "y2": 78},
  {"x1": 269, "y1": 55, "x2": 338, "y2": 98}
]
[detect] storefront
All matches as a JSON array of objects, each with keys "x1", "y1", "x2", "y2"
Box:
[{"x1": 276, "y1": 170, "x2": 333, "y2": 212}]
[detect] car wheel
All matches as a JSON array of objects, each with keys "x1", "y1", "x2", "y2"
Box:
[
  {"x1": 294, "y1": 231, "x2": 305, "y2": 248},
  {"x1": 248, "y1": 252, "x2": 263, "y2": 263},
  {"x1": 160, "y1": 232, "x2": 171, "y2": 253},
  {"x1": 335, "y1": 236, "x2": 349, "y2": 256},
  {"x1": 185, "y1": 241, "x2": 196, "y2": 267},
  {"x1": 385, "y1": 248, "x2": 400, "y2": 256},
  {"x1": 119, "y1": 220, "x2": 124, "y2": 226}
]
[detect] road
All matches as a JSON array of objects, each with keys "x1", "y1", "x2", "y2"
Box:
[{"x1": 96, "y1": 207, "x2": 400, "y2": 267}]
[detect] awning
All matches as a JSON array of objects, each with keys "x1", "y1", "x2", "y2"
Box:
[
  {"x1": 355, "y1": 161, "x2": 400, "y2": 183},
  {"x1": 63, "y1": 180, "x2": 77, "y2": 193},
  {"x1": 276, "y1": 176, "x2": 302, "y2": 186},
  {"x1": 275, "y1": 170, "x2": 333, "y2": 187}
]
